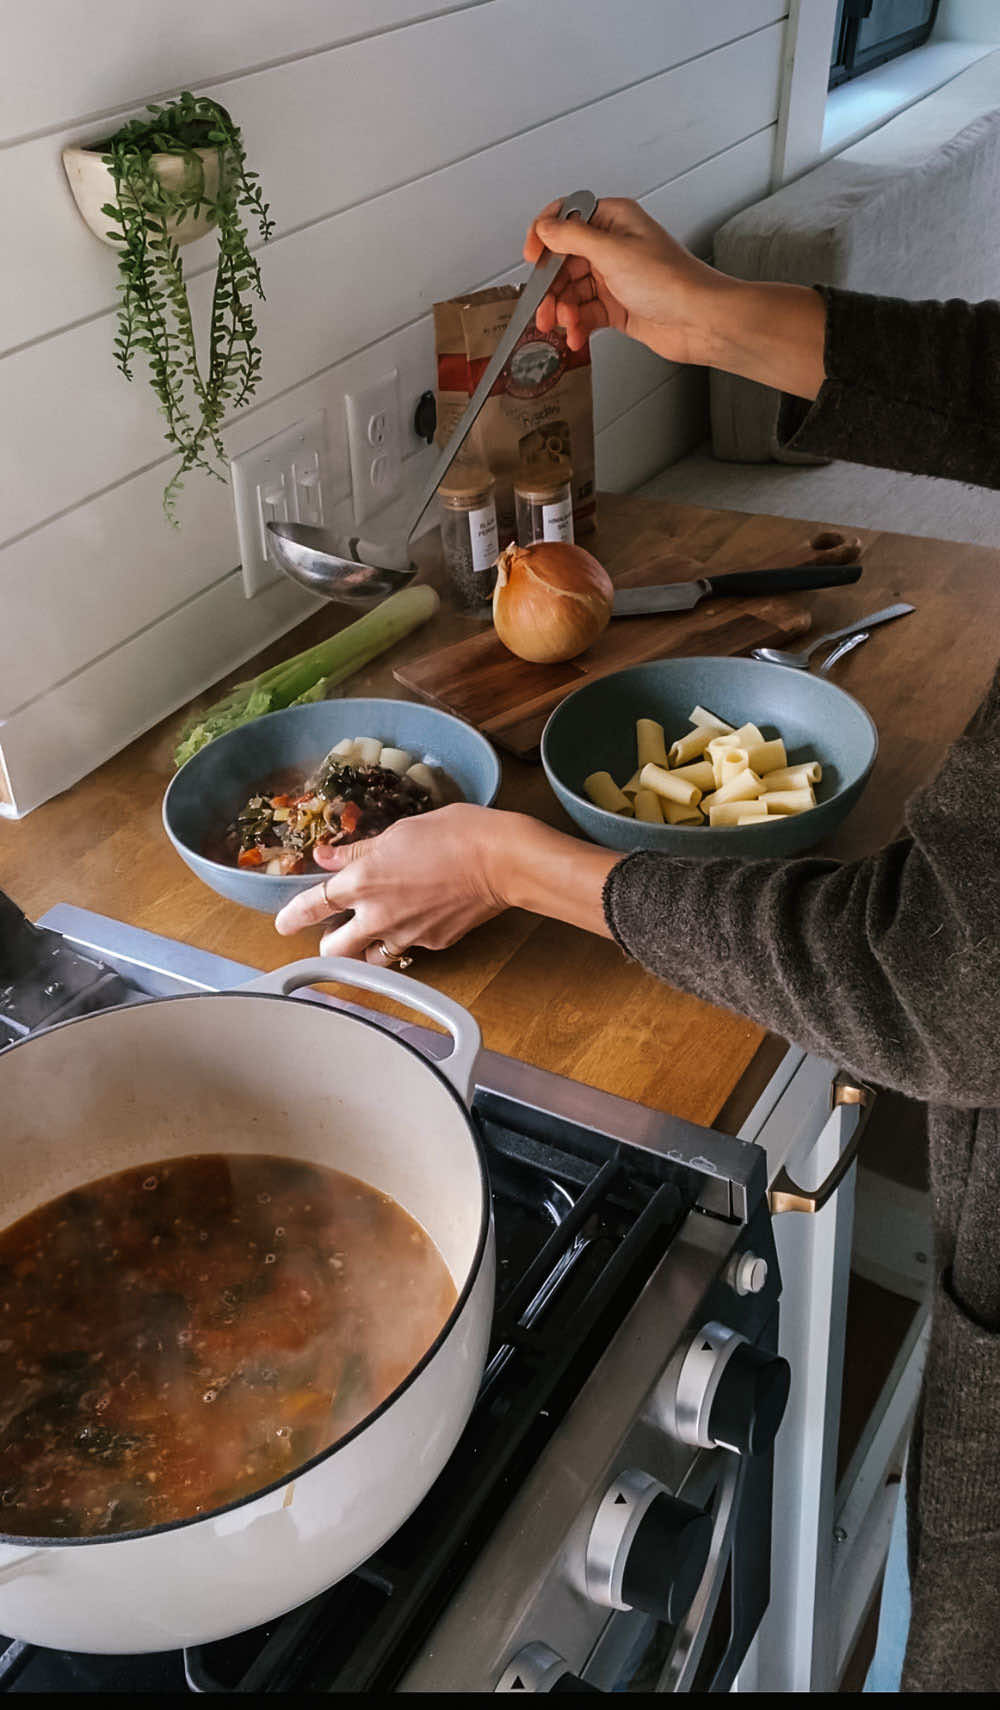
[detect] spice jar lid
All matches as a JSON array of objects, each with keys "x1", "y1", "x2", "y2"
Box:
[
  {"x1": 437, "y1": 464, "x2": 496, "y2": 509},
  {"x1": 513, "y1": 460, "x2": 572, "y2": 503}
]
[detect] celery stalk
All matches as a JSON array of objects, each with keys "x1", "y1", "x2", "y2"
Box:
[{"x1": 173, "y1": 584, "x2": 439, "y2": 768}]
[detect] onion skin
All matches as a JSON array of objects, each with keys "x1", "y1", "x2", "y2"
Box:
[{"x1": 492, "y1": 540, "x2": 615, "y2": 663}]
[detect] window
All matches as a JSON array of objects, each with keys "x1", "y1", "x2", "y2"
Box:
[{"x1": 829, "y1": 0, "x2": 940, "y2": 88}]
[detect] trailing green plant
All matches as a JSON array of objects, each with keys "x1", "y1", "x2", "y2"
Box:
[{"x1": 99, "y1": 91, "x2": 274, "y2": 521}]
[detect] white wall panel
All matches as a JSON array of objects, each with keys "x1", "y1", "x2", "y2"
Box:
[
  {"x1": 1, "y1": 27, "x2": 783, "y2": 543},
  {"x1": 2, "y1": 1, "x2": 485, "y2": 144},
  {"x1": 0, "y1": 0, "x2": 790, "y2": 811},
  {"x1": 0, "y1": 128, "x2": 776, "y2": 714},
  {"x1": 0, "y1": 0, "x2": 784, "y2": 353}
]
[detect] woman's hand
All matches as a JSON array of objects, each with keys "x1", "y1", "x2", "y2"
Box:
[
  {"x1": 525, "y1": 195, "x2": 827, "y2": 399},
  {"x1": 273, "y1": 805, "x2": 619, "y2": 960},
  {"x1": 524, "y1": 197, "x2": 721, "y2": 365}
]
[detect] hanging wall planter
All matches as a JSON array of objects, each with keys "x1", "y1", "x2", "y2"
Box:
[{"x1": 63, "y1": 92, "x2": 274, "y2": 521}]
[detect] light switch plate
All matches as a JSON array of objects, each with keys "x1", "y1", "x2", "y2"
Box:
[
  {"x1": 231, "y1": 412, "x2": 329, "y2": 598},
  {"x1": 345, "y1": 371, "x2": 403, "y2": 525}
]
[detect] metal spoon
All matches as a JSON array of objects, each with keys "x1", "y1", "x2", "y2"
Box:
[
  {"x1": 751, "y1": 602, "x2": 914, "y2": 668},
  {"x1": 265, "y1": 189, "x2": 599, "y2": 606},
  {"x1": 817, "y1": 630, "x2": 869, "y2": 674}
]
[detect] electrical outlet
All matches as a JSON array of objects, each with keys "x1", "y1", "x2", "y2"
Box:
[
  {"x1": 231, "y1": 412, "x2": 329, "y2": 598},
  {"x1": 345, "y1": 371, "x2": 403, "y2": 525}
]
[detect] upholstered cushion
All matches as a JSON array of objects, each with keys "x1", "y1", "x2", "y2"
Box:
[{"x1": 711, "y1": 51, "x2": 1000, "y2": 463}]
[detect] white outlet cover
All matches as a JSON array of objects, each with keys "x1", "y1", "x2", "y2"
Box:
[
  {"x1": 231, "y1": 411, "x2": 329, "y2": 598},
  {"x1": 345, "y1": 371, "x2": 402, "y2": 525}
]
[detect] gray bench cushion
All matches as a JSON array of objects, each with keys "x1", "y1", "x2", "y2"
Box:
[{"x1": 711, "y1": 51, "x2": 1000, "y2": 463}]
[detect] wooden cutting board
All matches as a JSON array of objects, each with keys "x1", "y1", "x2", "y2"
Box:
[{"x1": 394, "y1": 552, "x2": 812, "y2": 758}]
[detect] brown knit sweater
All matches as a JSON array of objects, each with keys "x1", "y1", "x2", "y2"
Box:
[{"x1": 603, "y1": 287, "x2": 1000, "y2": 1693}]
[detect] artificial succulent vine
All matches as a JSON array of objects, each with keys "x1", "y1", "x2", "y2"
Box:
[{"x1": 100, "y1": 92, "x2": 274, "y2": 521}]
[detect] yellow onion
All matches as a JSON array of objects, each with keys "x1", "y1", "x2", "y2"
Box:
[{"x1": 492, "y1": 540, "x2": 614, "y2": 663}]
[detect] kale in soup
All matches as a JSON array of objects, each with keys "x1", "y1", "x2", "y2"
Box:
[{"x1": 0, "y1": 1154, "x2": 456, "y2": 1538}]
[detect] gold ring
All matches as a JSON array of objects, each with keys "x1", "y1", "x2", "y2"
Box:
[{"x1": 375, "y1": 939, "x2": 414, "y2": 971}]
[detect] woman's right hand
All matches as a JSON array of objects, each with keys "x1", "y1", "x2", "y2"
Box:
[
  {"x1": 524, "y1": 196, "x2": 827, "y2": 401},
  {"x1": 524, "y1": 197, "x2": 723, "y2": 366}
]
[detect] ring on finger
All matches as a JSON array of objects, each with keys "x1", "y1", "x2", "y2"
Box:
[{"x1": 374, "y1": 939, "x2": 414, "y2": 971}]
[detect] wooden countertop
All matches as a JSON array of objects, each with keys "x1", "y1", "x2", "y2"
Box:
[{"x1": 3, "y1": 493, "x2": 998, "y2": 1130}]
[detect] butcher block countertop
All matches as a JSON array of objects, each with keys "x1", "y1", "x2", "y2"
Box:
[{"x1": 4, "y1": 492, "x2": 999, "y2": 1132}]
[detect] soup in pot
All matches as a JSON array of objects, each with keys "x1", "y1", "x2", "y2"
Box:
[{"x1": 0, "y1": 1154, "x2": 457, "y2": 1538}]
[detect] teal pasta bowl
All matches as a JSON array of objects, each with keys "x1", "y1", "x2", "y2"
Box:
[
  {"x1": 164, "y1": 698, "x2": 502, "y2": 913},
  {"x1": 540, "y1": 657, "x2": 877, "y2": 858}
]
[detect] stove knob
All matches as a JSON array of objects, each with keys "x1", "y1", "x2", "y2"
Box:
[
  {"x1": 661, "y1": 1322, "x2": 790, "y2": 1457},
  {"x1": 495, "y1": 1643, "x2": 601, "y2": 1693},
  {"x1": 727, "y1": 1251, "x2": 768, "y2": 1296},
  {"x1": 709, "y1": 1339, "x2": 790, "y2": 1456},
  {"x1": 585, "y1": 1468, "x2": 712, "y2": 1626}
]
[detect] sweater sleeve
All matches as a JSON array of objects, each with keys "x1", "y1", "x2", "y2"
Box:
[
  {"x1": 603, "y1": 673, "x2": 1000, "y2": 1108},
  {"x1": 777, "y1": 287, "x2": 1000, "y2": 489}
]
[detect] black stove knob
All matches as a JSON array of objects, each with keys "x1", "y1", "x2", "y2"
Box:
[
  {"x1": 585, "y1": 1470, "x2": 712, "y2": 1628},
  {"x1": 708, "y1": 1341, "x2": 790, "y2": 1457},
  {"x1": 620, "y1": 1492, "x2": 713, "y2": 1624}
]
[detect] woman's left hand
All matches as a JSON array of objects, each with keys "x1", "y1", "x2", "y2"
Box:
[{"x1": 273, "y1": 803, "x2": 514, "y2": 961}]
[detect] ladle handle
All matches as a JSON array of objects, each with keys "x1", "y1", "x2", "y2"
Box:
[{"x1": 401, "y1": 190, "x2": 598, "y2": 545}]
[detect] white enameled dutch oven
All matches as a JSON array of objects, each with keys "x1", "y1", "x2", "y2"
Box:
[{"x1": 0, "y1": 958, "x2": 494, "y2": 1653}]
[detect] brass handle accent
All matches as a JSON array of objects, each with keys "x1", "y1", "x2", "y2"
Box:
[{"x1": 768, "y1": 1074, "x2": 875, "y2": 1215}]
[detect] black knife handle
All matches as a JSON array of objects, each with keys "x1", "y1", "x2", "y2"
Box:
[{"x1": 704, "y1": 564, "x2": 862, "y2": 596}]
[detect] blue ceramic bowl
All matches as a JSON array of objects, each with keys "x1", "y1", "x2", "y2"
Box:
[
  {"x1": 541, "y1": 657, "x2": 877, "y2": 858},
  {"x1": 164, "y1": 699, "x2": 502, "y2": 913}
]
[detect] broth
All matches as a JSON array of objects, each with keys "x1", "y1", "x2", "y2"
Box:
[{"x1": 0, "y1": 1154, "x2": 457, "y2": 1538}]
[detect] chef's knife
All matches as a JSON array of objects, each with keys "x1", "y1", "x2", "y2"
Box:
[{"x1": 611, "y1": 561, "x2": 863, "y2": 617}]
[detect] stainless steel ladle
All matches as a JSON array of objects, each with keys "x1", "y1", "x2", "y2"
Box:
[{"x1": 265, "y1": 190, "x2": 598, "y2": 606}]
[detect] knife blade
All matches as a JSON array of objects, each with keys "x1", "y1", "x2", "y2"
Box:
[{"x1": 611, "y1": 561, "x2": 863, "y2": 618}]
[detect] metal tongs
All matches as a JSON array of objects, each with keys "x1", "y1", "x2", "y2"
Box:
[{"x1": 265, "y1": 190, "x2": 599, "y2": 605}]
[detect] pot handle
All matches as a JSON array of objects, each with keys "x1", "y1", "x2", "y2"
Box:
[{"x1": 241, "y1": 957, "x2": 481, "y2": 1104}]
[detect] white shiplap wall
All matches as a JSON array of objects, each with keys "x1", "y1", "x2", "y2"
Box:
[{"x1": 0, "y1": 0, "x2": 788, "y2": 814}]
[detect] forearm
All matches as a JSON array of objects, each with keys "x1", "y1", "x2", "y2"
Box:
[
  {"x1": 699, "y1": 275, "x2": 827, "y2": 400},
  {"x1": 492, "y1": 814, "x2": 617, "y2": 938}
]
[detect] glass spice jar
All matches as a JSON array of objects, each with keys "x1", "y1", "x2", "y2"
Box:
[
  {"x1": 514, "y1": 463, "x2": 574, "y2": 548},
  {"x1": 437, "y1": 466, "x2": 500, "y2": 611}
]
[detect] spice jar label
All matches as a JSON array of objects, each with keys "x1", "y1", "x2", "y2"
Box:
[
  {"x1": 542, "y1": 495, "x2": 574, "y2": 544},
  {"x1": 470, "y1": 503, "x2": 500, "y2": 574}
]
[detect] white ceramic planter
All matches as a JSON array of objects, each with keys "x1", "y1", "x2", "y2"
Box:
[{"x1": 62, "y1": 143, "x2": 220, "y2": 248}]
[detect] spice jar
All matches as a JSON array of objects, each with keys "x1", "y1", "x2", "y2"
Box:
[
  {"x1": 437, "y1": 466, "x2": 500, "y2": 611},
  {"x1": 514, "y1": 463, "x2": 574, "y2": 548}
]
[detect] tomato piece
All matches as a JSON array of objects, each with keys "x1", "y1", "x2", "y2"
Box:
[
  {"x1": 339, "y1": 802, "x2": 361, "y2": 835},
  {"x1": 270, "y1": 794, "x2": 294, "y2": 809},
  {"x1": 237, "y1": 846, "x2": 265, "y2": 868}
]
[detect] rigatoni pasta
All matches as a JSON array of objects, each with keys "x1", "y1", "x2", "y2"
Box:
[{"x1": 578, "y1": 705, "x2": 823, "y2": 831}]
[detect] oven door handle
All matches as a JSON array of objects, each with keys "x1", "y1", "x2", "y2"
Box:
[
  {"x1": 657, "y1": 1453, "x2": 744, "y2": 1693},
  {"x1": 767, "y1": 1073, "x2": 875, "y2": 1216}
]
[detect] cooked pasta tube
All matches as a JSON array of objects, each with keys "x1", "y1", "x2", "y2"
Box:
[
  {"x1": 661, "y1": 798, "x2": 704, "y2": 824},
  {"x1": 622, "y1": 770, "x2": 642, "y2": 797},
  {"x1": 639, "y1": 762, "x2": 702, "y2": 807},
  {"x1": 703, "y1": 768, "x2": 765, "y2": 808},
  {"x1": 636, "y1": 718, "x2": 669, "y2": 770},
  {"x1": 354, "y1": 737, "x2": 382, "y2": 765},
  {"x1": 688, "y1": 705, "x2": 734, "y2": 737},
  {"x1": 709, "y1": 800, "x2": 768, "y2": 826},
  {"x1": 744, "y1": 738, "x2": 787, "y2": 776},
  {"x1": 736, "y1": 810, "x2": 770, "y2": 826},
  {"x1": 762, "y1": 761, "x2": 822, "y2": 790},
  {"x1": 707, "y1": 721, "x2": 763, "y2": 756},
  {"x1": 634, "y1": 787, "x2": 664, "y2": 824},
  {"x1": 713, "y1": 746, "x2": 750, "y2": 786},
  {"x1": 585, "y1": 772, "x2": 634, "y2": 814},
  {"x1": 667, "y1": 726, "x2": 716, "y2": 767},
  {"x1": 669, "y1": 760, "x2": 715, "y2": 792},
  {"x1": 379, "y1": 747, "x2": 412, "y2": 774},
  {"x1": 761, "y1": 787, "x2": 815, "y2": 815}
]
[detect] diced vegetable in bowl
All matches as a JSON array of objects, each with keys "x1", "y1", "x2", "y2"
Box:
[{"x1": 163, "y1": 699, "x2": 502, "y2": 913}]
